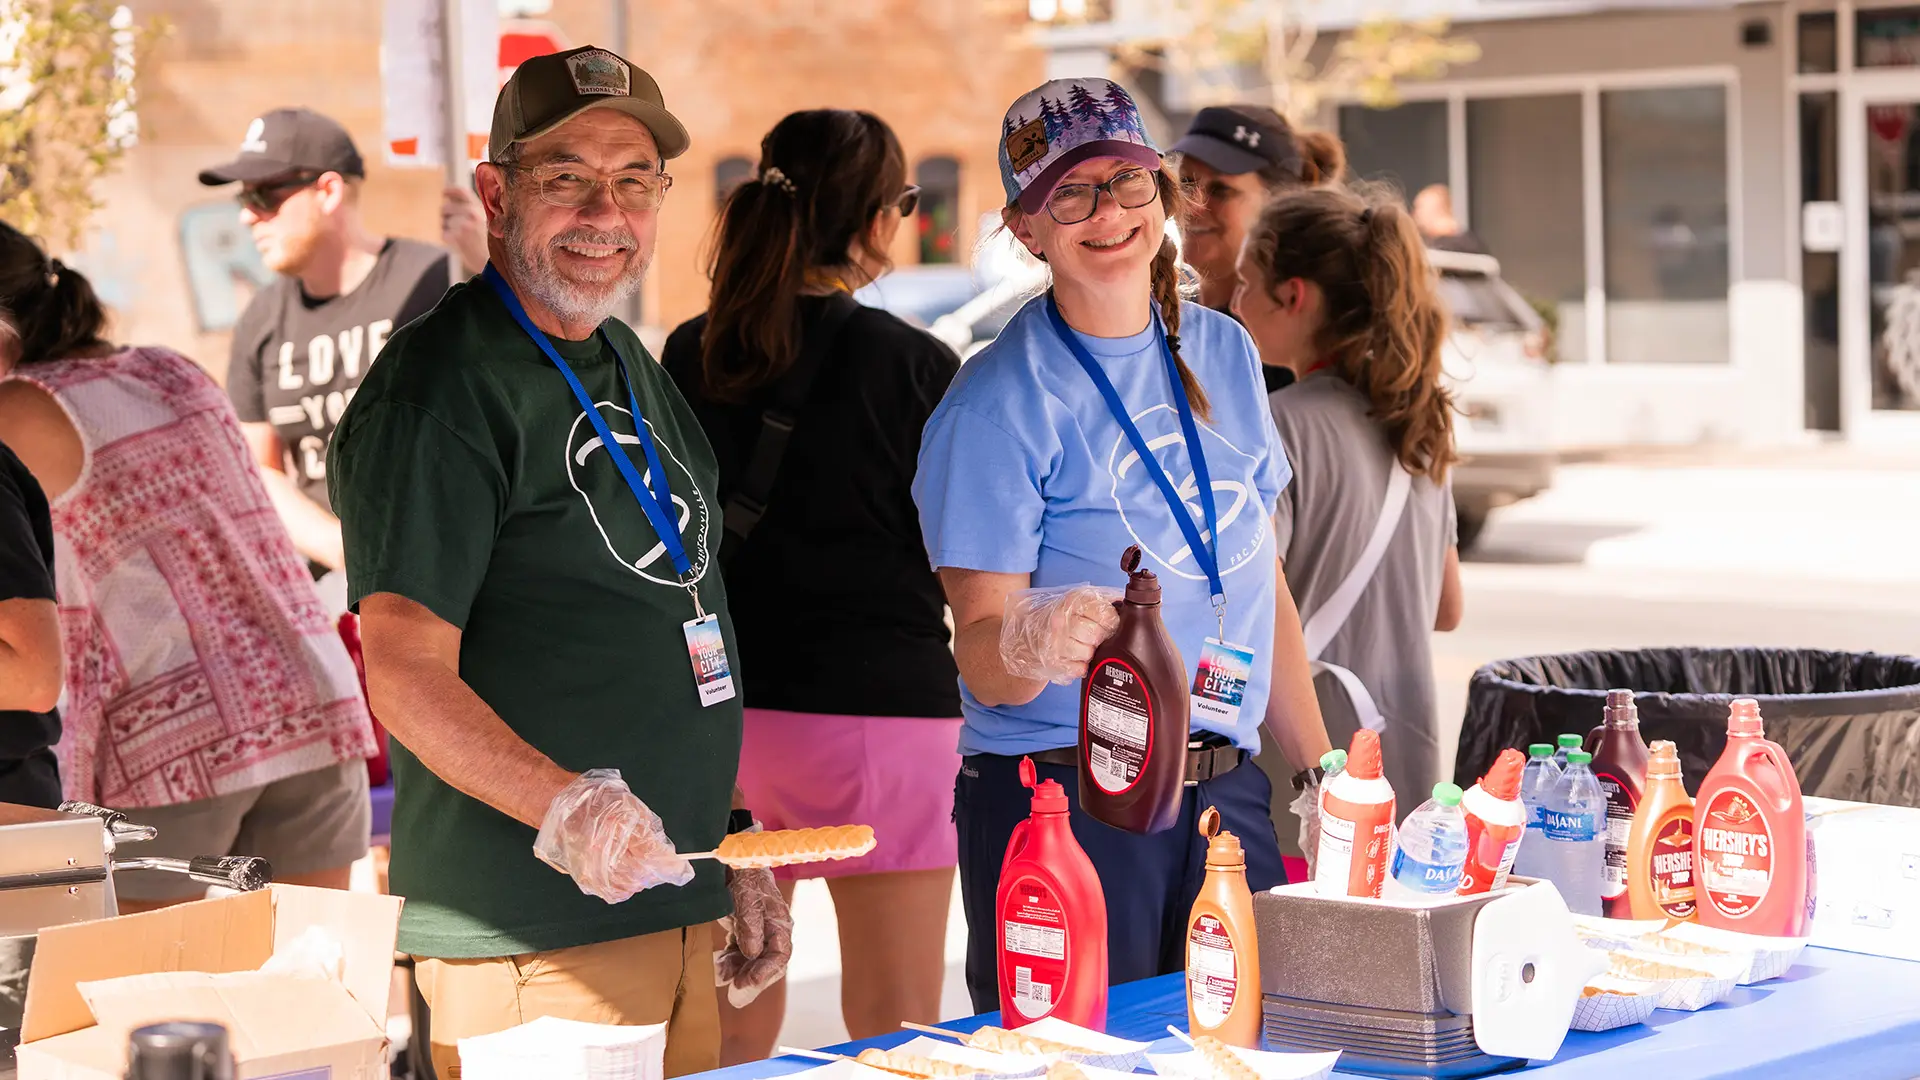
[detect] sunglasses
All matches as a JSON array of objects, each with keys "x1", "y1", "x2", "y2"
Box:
[
  {"x1": 896, "y1": 184, "x2": 922, "y2": 217},
  {"x1": 236, "y1": 172, "x2": 324, "y2": 216}
]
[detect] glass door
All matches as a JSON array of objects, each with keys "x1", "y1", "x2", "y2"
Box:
[{"x1": 1843, "y1": 80, "x2": 1920, "y2": 440}]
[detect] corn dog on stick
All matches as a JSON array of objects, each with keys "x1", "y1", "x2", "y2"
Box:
[
  {"x1": 853, "y1": 1049, "x2": 984, "y2": 1078},
  {"x1": 1192, "y1": 1036, "x2": 1260, "y2": 1080},
  {"x1": 962, "y1": 1026, "x2": 1098, "y2": 1058},
  {"x1": 698, "y1": 825, "x2": 877, "y2": 869}
]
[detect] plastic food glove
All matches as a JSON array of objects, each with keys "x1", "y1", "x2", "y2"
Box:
[
  {"x1": 1000, "y1": 584, "x2": 1123, "y2": 685},
  {"x1": 533, "y1": 769, "x2": 695, "y2": 903},
  {"x1": 1289, "y1": 780, "x2": 1321, "y2": 881},
  {"x1": 714, "y1": 843, "x2": 793, "y2": 1007}
]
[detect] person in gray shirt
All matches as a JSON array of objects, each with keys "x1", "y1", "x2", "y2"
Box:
[{"x1": 1229, "y1": 183, "x2": 1466, "y2": 829}]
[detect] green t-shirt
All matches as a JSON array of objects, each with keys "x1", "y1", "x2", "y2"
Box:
[{"x1": 328, "y1": 280, "x2": 742, "y2": 958}]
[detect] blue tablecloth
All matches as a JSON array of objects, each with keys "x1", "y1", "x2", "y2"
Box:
[{"x1": 698, "y1": 947, "x2": 1920, "y2": 1080}]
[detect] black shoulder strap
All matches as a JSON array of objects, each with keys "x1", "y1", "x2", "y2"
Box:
[{"x1": 721, "y1": 293, "x2": 861, "y2": 564}]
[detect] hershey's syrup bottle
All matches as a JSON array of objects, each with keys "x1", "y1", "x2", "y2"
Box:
[{"x1": 1079, "y1": 545, "x2": 1189, "y2": 834}]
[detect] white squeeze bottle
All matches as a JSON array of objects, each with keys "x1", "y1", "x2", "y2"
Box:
[
  {"x1": 1315, "y1": 730, "x2": 1396, "y2": 898},
  {"x1": 1512, "y1": 743, "x2": 1562, "y2": 882},
  {"x1": 1386, "y1": 783, "x2": 1468, "y2": 901}
]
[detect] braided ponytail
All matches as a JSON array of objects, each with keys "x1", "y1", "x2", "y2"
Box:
[{"x1": 1149, "y1": 170, "x2": 1210, "y2": 422}]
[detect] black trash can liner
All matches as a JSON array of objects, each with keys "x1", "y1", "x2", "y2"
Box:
[{"x1": 1455, "y1": 647, "x2": 1920, "y2": 807}]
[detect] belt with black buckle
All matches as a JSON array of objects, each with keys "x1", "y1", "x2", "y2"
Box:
[{"x1": 1027, "y1": 733, "x2": 1243, "y2": 787}]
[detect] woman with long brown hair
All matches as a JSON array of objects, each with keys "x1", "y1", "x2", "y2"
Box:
[
  {"x1": 914, "y1": 79, "x2": 1333, "y2": 1014},
  {"x1": 1233, "y1": 185, "x2": 1467, "y2": 810},
  {"x1": 660, "y1": 109, "x2": 960, "y2": 1059}
]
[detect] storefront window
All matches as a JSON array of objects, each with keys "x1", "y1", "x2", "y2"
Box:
[
  {"x1": 714, "y1": 156, "x2": 753, "y2": 212},
  {"x1": 1799, "y1": 11, "x2": 1838, "y2": 73},
  {"x1": 1338, "y1": 101, "x2": 1448, "y2": 202},
  {"x1": 916, "y1": 157, "x2": 962, "y2": 265},
  {"x1": 1859, "y1": 7, "x2": 1920, "y2": 68},
  {"x1": 1467, "y1": 95, "x2": 1587, "y2": 363},
  {"x1": 1601, "y1": 86, "x2": 1731, "y2": 365}
]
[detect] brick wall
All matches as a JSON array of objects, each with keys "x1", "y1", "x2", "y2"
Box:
[{"x1": 72, "y1": 0, "x2": 1040, "y2": 381}]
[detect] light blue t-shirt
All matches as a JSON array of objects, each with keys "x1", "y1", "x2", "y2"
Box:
[{"x1": 914, "y1": 296, "x2": 1292, "y2": 756}]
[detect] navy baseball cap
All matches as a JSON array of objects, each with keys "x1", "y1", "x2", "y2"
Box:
[
  {"x1": 199, "y1": 108, "x2": 365, "y2": 186},
  {"x1": 1171, "y1": 105, "x2": 1303, "y2": 179}
]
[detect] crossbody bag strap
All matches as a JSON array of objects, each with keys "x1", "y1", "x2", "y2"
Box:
[
  {"x1": 721, "y1": 292, "x2": 862, "y2": 562},
  {"x1": 1301, "y1": 463, "x2": 1413, "y2": 733}
]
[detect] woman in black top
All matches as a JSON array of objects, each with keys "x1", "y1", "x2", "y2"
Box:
[
  {"x1": 0, "y1": 436, "x2": 63, "y2": 808},
  {"x1": 661, "y1": 110, "x2": 960, "y2": 1061}
]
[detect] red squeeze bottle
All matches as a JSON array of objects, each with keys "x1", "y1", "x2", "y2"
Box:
[
  {"x1": 1694, "y1": 699, "x2": 1809, "y2": 937},
  {"x1": 1456, "y1": 748, "x2": 1527, "y2": 895},
  {"x1": 998, "y1": 757, "x2": 1109, "y2": 1028},
  {"x1": 1586, "y1": 689, "x2": 1651, "y2": 919},
  {"x1": 1080, "y1": 545, "x2": 1189, "y2": 835}
]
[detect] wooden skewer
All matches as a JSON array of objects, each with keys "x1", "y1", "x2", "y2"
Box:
[
  {"x1": 1165, "y1": 1026, "x2": 1197, "y2": 1048},
  {"x1": 900, "y1": 1023, "x2": 966, "y2": 1042},
  {"x1": 777, "y1": 1046, "x2": 849, "y2": 1063}
]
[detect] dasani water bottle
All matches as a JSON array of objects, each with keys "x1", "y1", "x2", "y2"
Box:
[
  {"x1": 1539, "y1": 750, "x2": 1606, "y2": 915},
  {"x1": 1387, "y1": 783, "x2": 1468, "y2": 900},
  {"x1": 1511, "y1": 743, "x2": 1562, "y2": 882}
]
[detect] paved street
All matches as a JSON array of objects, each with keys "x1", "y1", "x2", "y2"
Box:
[{"x1": 772, "y1": 457, "x2": 1920, "y2": 1049}]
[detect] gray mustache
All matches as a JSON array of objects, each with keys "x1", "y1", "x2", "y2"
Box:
[{"x1": 551, "y1": 228, "x2": 637, "y2": 250}]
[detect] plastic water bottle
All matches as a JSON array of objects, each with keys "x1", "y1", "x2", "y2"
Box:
[
  {"x1": 1552, "y1": 733, "x2": 1583, "y2": 770},
  {"x1": 1386, "y1": 783, "x2": 1468, "y2": 901},
  {"x1": 1512, "y1": 743, "x2": 1562, "y2": 882},
  {"x1": 1540, "y1": 750, "x2": 1606, "y2": 915}
]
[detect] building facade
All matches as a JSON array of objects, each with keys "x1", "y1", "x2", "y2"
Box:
[{"x1": 76, "y1": 0, "x2": 1042, "y2": 382}]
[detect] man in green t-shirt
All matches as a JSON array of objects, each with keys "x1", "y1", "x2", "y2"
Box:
[{"x1": 329, "y1": 45, "x2": 789, "y2": 1077}]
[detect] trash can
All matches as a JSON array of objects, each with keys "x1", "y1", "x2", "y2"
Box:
[{"x1": 1455, "y1": 648, "x2": 1920, "y2": 807}]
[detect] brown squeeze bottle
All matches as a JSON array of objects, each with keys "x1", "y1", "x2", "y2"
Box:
[
  {"x1": 1080, "y1": 545, "x2": 1189, "y2": 835},
  {"x1": 1586, "y1": 688, "x2": 1651, "y2": 919},
  {"x1": 1187, "y1": 807, "x2": 1262, "y2": 1048}
]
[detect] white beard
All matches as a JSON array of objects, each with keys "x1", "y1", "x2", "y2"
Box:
[{"x1": 502, "y1": 211, "x2": 651, "y2": 328}]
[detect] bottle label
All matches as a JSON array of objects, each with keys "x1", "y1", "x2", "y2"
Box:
[
  {"x1": 1084, "y1": 658, "x2": 1152, "y2": 795},
  {"x1": 1391, "y1": 847, "x2": 1464, "y2": 894},
  {"x1": 1458, "y1": 810, "x2": 1523, "y2": 895},
  {"x1": 1316, "y1": 795, "x2": 1394, "y2": 898},
  {"x1": 1002, "y1": 877, "x2": 1069, "y2": 1020},
  {"x1": 1648, "y1": 811, "x2": 1697, "y2": 919},
  {"x1": 1596, "y1": 773, "x2": 1640, "y2": 901},
  {"x1": 1699, "y1": 790, "x2": 1775, "y2": 920},
  {"x1": 1543, "y1": 809, "x2": 1600, "y2": 842},
  {"x1": 1187, "y1": 912, "x2": 1238, "y2": 1028}
]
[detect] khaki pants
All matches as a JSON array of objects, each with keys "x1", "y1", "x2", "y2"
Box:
[{"x1": 415, "y1": 927, "x2": 720, "y2": 1079}]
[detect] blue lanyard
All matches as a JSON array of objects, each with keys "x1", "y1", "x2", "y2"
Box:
[
  {"x1": 484, "y1": 266, "x2": 702, "y2": 608},
  {"x1": 1045, "y1": 296, "x2": 1226, "y2": 614}
]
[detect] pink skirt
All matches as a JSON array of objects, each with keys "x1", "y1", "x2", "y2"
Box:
[{"x1": 735, "y1": 708, "x2": 963, "y2": 881}]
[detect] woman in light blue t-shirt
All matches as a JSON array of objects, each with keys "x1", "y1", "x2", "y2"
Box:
[{"x1": 913, "y1": 78, "x2": 1335, "y2": 1013}]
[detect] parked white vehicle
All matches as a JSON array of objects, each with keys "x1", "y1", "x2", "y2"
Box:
[{"x1": 857, "y1": 241, "x2": 1557, "y2": 551}]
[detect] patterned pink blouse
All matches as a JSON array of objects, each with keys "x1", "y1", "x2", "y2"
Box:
[{"x1": 9, "y1": 346, "x2": 375, "y2": 807}]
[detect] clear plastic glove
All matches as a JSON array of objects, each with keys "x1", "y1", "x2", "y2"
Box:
[
  {"x1": 1289, "y1": 780, "x2": 1321, "y2": 881},
  {"x1": 713, "y1": 834, "x2": 793, "y2": 1007},
  {"x1": 999, "y1": 584, "x2": 1123, "y2": 685},
  {"x1": 533, "y1": 769, "x2": 695, "y2": 903}
]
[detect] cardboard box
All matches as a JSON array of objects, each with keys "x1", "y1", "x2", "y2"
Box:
[
  {"x1": 1804, "y1": 796, "x2": 1920, "y2": 962},
  {"x1": 16, "y1": 884, "x2": 403, "y2": 1079}
]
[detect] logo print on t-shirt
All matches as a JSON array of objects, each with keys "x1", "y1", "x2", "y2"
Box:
[
  {"x1": 1106, "y1": 404, "x2": 1270, "y2": 582},
  {"x1": 566, "y1": 401, "x2": 711, "y2": 587}
]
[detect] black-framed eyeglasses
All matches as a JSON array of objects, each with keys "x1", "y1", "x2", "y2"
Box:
[
  {"x1": 236, "y1": 172, "x2": 323, "y2": 216},
  {"x1": 897, "y1": 184, "x2": 922, "y2": 217},
  {"x1": 503, "y1": 163, "x2": 674, "y2": 211},
  {"x1": 1046, "y1": 167, "x2": 1159, "y2": 225}
]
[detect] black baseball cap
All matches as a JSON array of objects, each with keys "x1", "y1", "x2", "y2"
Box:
[
  {"x1": 1171, "y1": 105, "x2": 1303, "y2": 179},
  {"x1": 198, "y1": 108, "x2": 366, "y2": 186},
  {"x1": 490, "y1": 45, "x2": 689, "y2": 162}
]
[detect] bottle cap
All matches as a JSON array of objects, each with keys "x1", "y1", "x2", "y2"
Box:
[
  {"x1": 1528, "y1": 743, "x2": 1554, "y2": 758},
  {"x1": 1019, "y1": 756, "x2": 1070, "y2": 813},
  {"x1": 1567, "y1": 750, "x2": 1593, "y2": 766},
  {"x1": 1345, "y1": 729, "x2": 1383, "y2": 780},
  {"x1": 1432, "y1": 782, "x2": 1464, "y2": 807},
  {"x1": 1199, "y1": 807, "x2": 1245, "y2": 866},
  {"x1": 1320, "y1": 749, "x2": 1347, "y2": 772},
  {"x1": 1605, "y1": 688, "x2": 1639, "y2": 728},
  {"x1": 1728, "y1": 697, "x2": 1765, "y2": 737},
  {"x1": 1121, "y1": 545, "x2": 1160, "y2": 605},
  {"x1": 1647, "y1": 740, "x2": 1683, "y2": 778},
  {"x1": 1557, "y1": 734, "x2": 1583, "y2": 750},
  {"x1": 1480, "y1": 747, "x2": 1526, "y2": 801}
]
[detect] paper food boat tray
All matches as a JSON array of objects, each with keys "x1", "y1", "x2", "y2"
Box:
[
  {"x1": 890, "y1": 1037, "x2": 1049, "y2": 1078},
  {"x1": 1004, "y1": 1017, "x2": 1150, "y2": 1073},
  {"x1": 1605, "y1": 951, "x2": 1742, "y2": 1012},
  {"x1": 1639, "y1": 922, "x2": 1810, "y2": 985},
  {"x1": 1146, "y1": 1045, "x2": 1341, "y2": 1080},
  {"x1": 1569, "y1": 982, "x2": 1660, "y2": 1032}
]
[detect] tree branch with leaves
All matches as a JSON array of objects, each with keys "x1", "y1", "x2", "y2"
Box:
[{"x1": 0, "y1": 0, "x2": 163, "y2": 252}]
